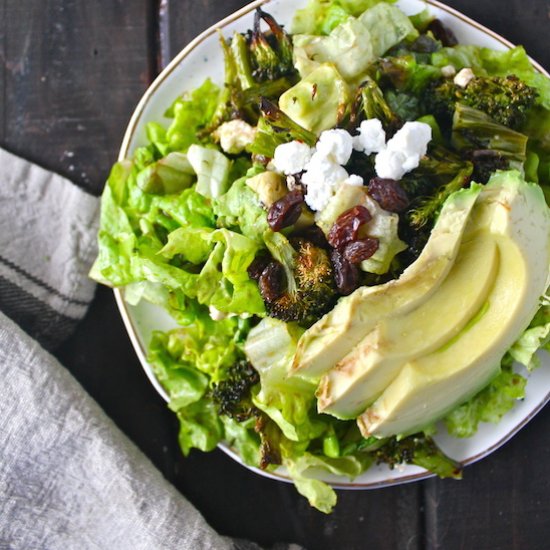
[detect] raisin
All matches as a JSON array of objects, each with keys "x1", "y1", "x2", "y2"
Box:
[
  {"x1": 343, "y1": 238, "x2": 379, "y2": 264},
  {"x1": 258, "y1": 261, "x2": 286, "y2": 303},
  {"x1": 368, "y1": 177, "x2": 410, "y2": 213},
  {"x1": 331, "y1": 249, "x2": 359, "y2": 296},
  {"x1": 267, "y1": 189, "x2": 304, "y2": 232},
  {"x1": 247, "y1": 251, "x2": 272, "y2": 281},
  {"x1": 328, "y1": 205, "x2": 372, "y2": 249}
]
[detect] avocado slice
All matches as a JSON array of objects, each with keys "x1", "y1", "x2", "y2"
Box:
[
  {"x1": 358, "y1": 172, "x2": 550, "y2": 438},
  {"x1": 291, "y1": 184, "x2": 482, "y2": 380},
  {"x1": 318, "y1": 233, "x2": 499, "y2": 419}
]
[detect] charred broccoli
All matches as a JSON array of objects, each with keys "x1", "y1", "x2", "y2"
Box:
[
  {"x1": 349, "y1": 76, "x2": 400, "y2": 132},
  {"x1": 248, "y1": 9, "x2": 296, "y2": 82},
  {"x1": 259, "y1": 236, "x2": 337, "y2": 326},
  {"x1": 401, "y1": 146, "x2": 473, "y2": 228},
  {"x1": 426, "y1": 74, "x2": 537, "y2": 129},
  {"x1": 211, "y1": 360, "x2": 260, "y2": 421}
]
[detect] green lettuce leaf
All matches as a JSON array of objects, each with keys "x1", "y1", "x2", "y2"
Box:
[
  {"x1": 177, "y1": 400, "x2": 224, "y2": 455},
  {"x1": 292, "y1": 0, "x2": 396, "y2": 35},
  {"x1": 213, "y1": 166, "x2": 269, "y2": 242},
  {"x1": 444, "y1": 362, "x2": 527, "y2": 438},
  {"x1": 159, "y1": 227, "x2": 265, "y2": 315},
  {"x1": 221, "y1": 416, "x2": 261, "y2": 466},
  {"x1": 162, "y1": 78, "x2": 223, "y2": 153},
  {"x1": 508, "y1": 302, "x2": 550, "y2": 370}
]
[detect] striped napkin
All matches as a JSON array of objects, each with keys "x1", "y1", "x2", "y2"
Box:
[{"x1": 0, "y1": 148, "x2": 300, "y2": 550}]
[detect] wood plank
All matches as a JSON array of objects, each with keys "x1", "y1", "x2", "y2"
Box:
[
  {"x1": 424, "y1": 409, "x2": 550, "y2": 550},
  {"x1": 0, "y1": 1, "x2": 5, "y2": 139},
  {"x1": 162, "y1": 0, "x2": 255, "y2": 68},
  {"x1": 1, "y1": 0, "x2": 155, "y2": 195}
]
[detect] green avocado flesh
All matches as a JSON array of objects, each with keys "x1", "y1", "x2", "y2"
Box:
[
  {"x1": 291, "y1": 184, "x2": 482, "y2": 380},
  {"x1": 351, "y1": 172, "x2": 550, "y2": 438},
  {"x1": 317, "y1": 234, "x2": 500, "y2": 419}
]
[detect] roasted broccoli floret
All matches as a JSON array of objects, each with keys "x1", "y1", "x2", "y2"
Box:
[
  {"x1": 201, "y1": 11, "x2": 296, "y2": 134},
  {"x1": 426, "y1": 74, "x2": 538, "y2": 129},
  {"x1": 260, "y1": 237, "x2": 337, "y2": 325},
  {"x1": 249, "y1": 9, "x2": 296, "y2": 82},
  {"x1": 408, "y1": 162, "x2": 473, "y2": 227},
  {"x1": 401, "y1": 146, "x2": 473, "y2": 228},
  {"x1": 211, "y1": 360, "x2": 260, "y2": 421}
]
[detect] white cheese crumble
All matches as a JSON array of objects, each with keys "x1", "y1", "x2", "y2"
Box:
[
  {"x1": 343, "y1": 174, "x2": 364, "y2": 186},
  {"x1": 315, "y1": 128, "x2": 354, "y2": 165},
  {"x1": 302, "y1": 152, "x2": 350, "y2": 211},
  {"x1": 273, "y1": 141, "x2": 314, "y2": 175},
  {"x1": 214, "y1": 119, "x2": 256, "y2": 154},
  {"x1": 374, "y1": 121, "x2": 432, "y2": 180},
  {"x1": 353, "y1": 119, "x2": 386, "y2": 155},
  {"x1": 272, "y1": 119, "x2": 431, "y2": 211},
  {"x1": 453, "y1": 67, "x2": 475, "y2": 88}
]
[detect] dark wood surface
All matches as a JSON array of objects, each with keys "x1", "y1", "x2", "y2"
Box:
[{"x1": 2, "y1": 1, "x2": 549, "y2": 548}]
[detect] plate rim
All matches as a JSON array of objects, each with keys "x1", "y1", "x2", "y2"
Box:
[{"x1": 112, "y1": 0, "x2": 550, "y2": 489}]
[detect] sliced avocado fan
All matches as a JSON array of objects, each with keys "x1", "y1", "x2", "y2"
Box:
[{"x1": 357, "y1": 171, "x2": 550, "y2": 438}]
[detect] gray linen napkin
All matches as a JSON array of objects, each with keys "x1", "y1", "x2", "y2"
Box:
[{"x1": 0, "y1": 148, "x2": 298, "y2": 550}]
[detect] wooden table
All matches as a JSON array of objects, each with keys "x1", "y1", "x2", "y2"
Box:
[{"x1": 2, "y1": 1, "x2": 549, "y2": 548}]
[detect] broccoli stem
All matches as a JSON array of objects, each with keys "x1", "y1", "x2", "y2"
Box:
[
  {"x1": 260, "y1": 98, "x2": 317, "y2": 146},
  {"x1": 452, "y1": 103, "x2": 528, "y2": 165},
  {"x1": 231, "y1": 32, "x2": 256, "y2": 90}
]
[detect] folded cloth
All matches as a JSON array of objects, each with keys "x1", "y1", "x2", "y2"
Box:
[
  {"x1": 0, "y1": 147, "x2": 98, "y2": 350},
  {"x1": 0, "y1": 148, "x2": 299, "y2": 550}
]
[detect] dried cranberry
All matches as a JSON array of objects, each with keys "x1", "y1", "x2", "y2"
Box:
[
  {"x1": 368, "y1": 177, "x2": 410, "y2": 213},
  {"x1": 247, "y1": 251, "x2": 272, "y2": 281},
  {"x1": 331, "y1": 249, "x2": 359, "y2": 296},
  {"x1": 343, "y1": 238, "x2": 379, "y2": 264},
  {"x1": 267, "y1": 190, "x2": 304, "y2": 232},
  {"x1": 328, "y1": 205, "x2": 372, "y2": 249},
  {"x1": 258, "y1": 261, "x2": 286, "y2": 303}
]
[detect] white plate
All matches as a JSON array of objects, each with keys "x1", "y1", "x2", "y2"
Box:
[{"x1": 114, "y1": 0, "x2": 550, "y2": 488}]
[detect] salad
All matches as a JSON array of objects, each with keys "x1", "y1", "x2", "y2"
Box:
[{"x1": 91, "y1": 0, "x2": 550, "y2": 513}]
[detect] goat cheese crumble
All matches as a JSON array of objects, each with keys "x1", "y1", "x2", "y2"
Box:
[
  {"x1": 375, "y1": 121, "x2": 432, "y2": 180},
  {"x1": 454, "y1": 67, "x2": 475, "y2": 88},
  {"x1": 272, "y1": 141, "x2": 314, "y2": 175},
  {"x1": 315, "y1": 129, "x2": 354, "y2": 165},
  {"x1": 301, "y1": 151, "x2": 350, "y2": 211},
  {"x1": 214, "y1": 119, "x2": 257, "y2": 154},
  {"x1": 271, "y1": 119, "x2": 431, "y2": 211},
  {"x1": 353, "y1": 119, "x2": 386, "y2": 155}
]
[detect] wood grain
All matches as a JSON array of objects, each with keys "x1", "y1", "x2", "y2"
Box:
[{"x1": 0, "y1": 0, "x2": 154, "y2": 195}]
